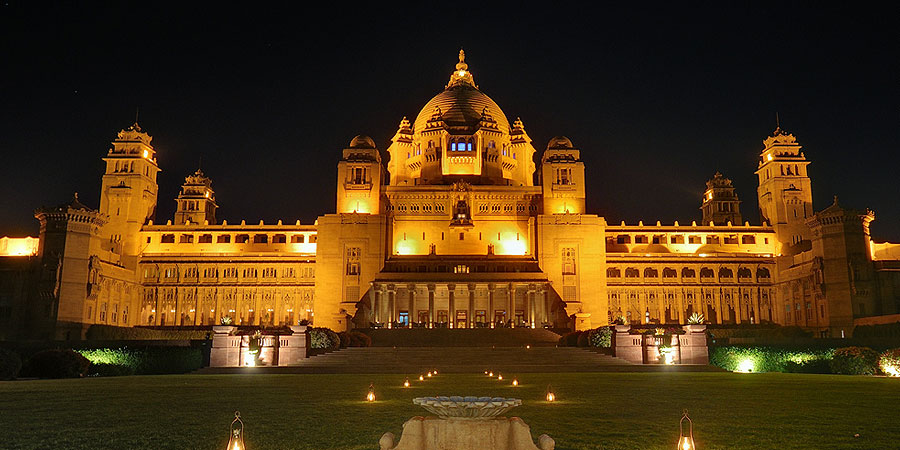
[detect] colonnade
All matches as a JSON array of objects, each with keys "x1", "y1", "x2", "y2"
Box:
[{"x1": 369, "y1": 282, "x2": 552, "y2": 328}]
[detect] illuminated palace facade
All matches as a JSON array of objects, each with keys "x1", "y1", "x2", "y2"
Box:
[{"x1": 2, "y1": 51, "x2": 899, "y2": 340}]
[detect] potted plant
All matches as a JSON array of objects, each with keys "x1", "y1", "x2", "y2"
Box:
[
  {"x1": 213, "y1": 316, "x2": 236, "y2": 335},
  {"x1": 290, "y1": 319, "x2": 309, "y2": 334},
  {"x1": 684, "y1": 312, "x2": 706, "y2": 333}
]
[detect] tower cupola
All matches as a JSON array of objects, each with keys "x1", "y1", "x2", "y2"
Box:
[
  {"x1": 701, "y1": 172, "x2": 742, "y2": 225},
  {"x1": 174, "y1": 168, "x2": 217, "y2": 225}
]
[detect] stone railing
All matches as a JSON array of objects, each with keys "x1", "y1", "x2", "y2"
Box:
[
  {"x1": 612, "y1": 324, "x2": 708, "y2": 365},
  {"x1": 210, "y1": 325, "x2": 308, "y2": 367}
]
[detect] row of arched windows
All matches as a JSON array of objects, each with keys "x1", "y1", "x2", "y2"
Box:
[{"x1": 608, "y1": 266, "x2": 771, "y2": 280}]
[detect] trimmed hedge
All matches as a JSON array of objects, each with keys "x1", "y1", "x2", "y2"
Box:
[
  {"x1": 853, "y1": 322, "x2": 900, "y2": 338},
  {"x1": 0, "y1": 348, "x2": 23, "y2": 380},
  {"x1": 88, "y1": 363, "x2": 136, "y2": 377},
  {"x1": 707, "y1": 325, "x2": 812, "y2": 340},
  {"x1": 347, "y1": 331, "x2": 372, "y2": 347},
  {"x1": 709, "y1": 346, "x2": 834, "y2": 373},
  {"x1": 86, "y1": 324, "x2": 208, "y2": 341},
  {"x1": 558, "y1": 328, "x2": 613, "y2": 348},
  {"x1": 23, "y1": 349, "x2": 91, "y2": 379},
  {"x1": 588, "y1": 327, "x2": 612, "y2": 348},
  {"x1": 78, "y1": 347, "x2": 203, "y2": 375},
  {"x1": 830, "y1": 346, "x2": 879, "y2": 375},
  {"x1": 878, "y1": 348, "x2": 900, "y2": 376},
  {"x1": 309, "y1": 327, "x2": 340, "y2": 350}
]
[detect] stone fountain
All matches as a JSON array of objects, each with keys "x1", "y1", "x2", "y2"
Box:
[{"x1": 379, "y1": 396, "x2": 555, "y2": 450}]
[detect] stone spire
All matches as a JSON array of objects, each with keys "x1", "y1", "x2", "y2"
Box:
[{"x1": 446, "y1": 49, "x2": 476, "y2": 89}]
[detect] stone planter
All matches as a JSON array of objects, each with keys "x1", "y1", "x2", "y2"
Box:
[
  {"x1": 213, "y1": 325, "x2": 236, "y2": 335},
  {"x1": 290, "y1": 325, "x2": 308, "y2": 334},
  {"x1": 614, "y1": 324, "x2": 630, "y2": 334},
  {"x1": 683, "y1": 324, "x2": 707, "y2": 334}
]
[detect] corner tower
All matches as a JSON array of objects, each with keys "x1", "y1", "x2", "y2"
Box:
[
  {"x1": 174, "y1": 169, "x2": 217, "y2": 225},
  {"x1": 99, "y1": 122, "x2": 160, "y2": 267},
  {"x1": 701, "y1": 172, "x2": 741, "y2": 225},
  {"x1": 541, "y1": 136, "x2": 585, "y2": 214},
  {"x1": 336, "y1": 135, "x2": 382, "y2": 214},
  {"x1": 755, "y1": 126, "x2": 812, "y2": 249}
]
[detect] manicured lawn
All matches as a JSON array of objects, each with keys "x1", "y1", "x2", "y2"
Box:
[{"x1": 0, "y1": 372, "x2": 898, "y2": 449}]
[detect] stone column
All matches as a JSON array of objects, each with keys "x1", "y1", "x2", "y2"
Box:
[
  {"x1": 467, "y1": 283, "x2": 476, "y2": 328},
  {"x1": 388, "y1": 288, "x2": 396, "y2": 328},
  {"x1": 174, "y1": 287, "x2": 181, "y2": 326},
  {"x1": 488, "y1": 284, "x2": 495, "y2": 328},
  {"x1": 427, "y1": 284, "x2": 435, "y2": 328},
  {"x1": 448, "y1": 284, "x2": 456, "y2": 329},
  {"x1": 369, "y1": 285, "x2": 378, "y2": 326},
  {"x1": 409, "y1": 285, "x2": 417, "y2": 328},
  {"x1": 153, "y1": 288, "x2": 161, "y2": 326},
  {"x1": 539, "y1": 286, "x2": 548, "y2": 327},
  {"x1": 193, "y1": 287, "x2": 201, "y2": 326},
  {"x1": 526, "y1": 288, "x2": 535, "y2": 328},
  {"x1": 507, "y1": 284, "x2": 515, "y2": 326}
]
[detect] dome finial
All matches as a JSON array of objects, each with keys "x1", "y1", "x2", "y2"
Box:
[
  {"x1": 446, "y1": 49, "x2": 475, "y2": 88},
  {"x1": 456, "y1": 49, "x2": 467, "y2": 71}
]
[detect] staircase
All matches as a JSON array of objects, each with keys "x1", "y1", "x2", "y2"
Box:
[{"x1": 364, "y1": 327, "x2": 564, "y2": 347}]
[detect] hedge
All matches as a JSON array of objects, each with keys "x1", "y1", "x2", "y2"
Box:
[
  {"x1": 878, "y1": 348, "x2": 900, "y2": 376},
  {"x1": 853, "y1": 322, "x2": 900, "y2": 338},
  {"x1": 22, "y1": 349, "x2": 91, "y2": 379},
  {"x1": 309, "y1": 327, "x2": 340, "y2": 350},
  {"x1": 558, "y1": 328, "x2": 613, "y2": 348},
  {"x1": 709, "y1": 346, "x2": 834, "y2": 373},
  {"x1": 86, "y1": 324, "x2": 208, "y2": 341},
  {"x1": 830, "y1": 346, "x2": 879, "y2": 375},
  {"x1": 78, "y1": 347, "x2": 203, "y2": 375},
  {"x1": 0, "y1": 348, "x2": 23, "y2": 380}
]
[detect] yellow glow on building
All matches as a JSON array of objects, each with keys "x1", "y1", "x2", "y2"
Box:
[
  {"x1": 0, "y1": 237, "x2": 39, "y2": 256},
  {"x1": 143, "y1": 149, "x2": 150, "y2": 158},
  {"x1": 395, "y1": 240, "x2": 418, "y2": 255},
  {"x1": 766, "y1": 153, "x2": 773, "y2": 161},
  {"x1": 496, "y1": 237, "x2": 527, "y2": 255}
]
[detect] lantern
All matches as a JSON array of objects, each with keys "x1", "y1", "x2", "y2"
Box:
[
  {"x1": 403, "y1": 377, "x2": 410, "y2": 388},
  {"x1": 427, "y1": 371, "x2": 433, "y2": 377},
  {"x1": 433, "y1": 369, "x2": 438, "y2": 375},
  {"x1": 484, "y1": 370, "x2": 489, "y2": 375},
  {"x1": 497, "y1": 373, "x2": 503, "y2": 381},
  {"x1": 488, "y1": 371, "x2": 494, "y2": 377},
  {"x1": 366, "y1": 383, "x2": 376, "y2": 402},
  {"x1": 226, "y1": 411, "x2": 245, "y2": 450},
  {"x1": 512, "y1": 378, "x2": 518, "y2": 387},
  {"x1": 545, "y1": 385, "x2": 555, "y2": 402},
  {"x1": 677, "y1": 410, "x2": 695, "y2": 450},
  {"x1": 419, "y1": 374, "x2": 424, "y2": 381}
]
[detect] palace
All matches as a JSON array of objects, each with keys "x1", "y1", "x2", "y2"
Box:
[{"x1": 2, "y1": 51, "x2": 899, "y2": 340}]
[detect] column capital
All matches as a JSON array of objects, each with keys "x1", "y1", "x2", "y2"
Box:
[{"x1": 467, "y1": 283, "x2": 477, "y2": 291}]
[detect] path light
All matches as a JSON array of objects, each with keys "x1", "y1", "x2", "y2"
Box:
[
  {"x1": 497, "y1": 373, "x2": 503, "y2": 381},
  {"x1": 403, "y1": 378, "x2": 410, "y2": 388},
  {"x1": 736, "y1": 359, "x2": 755, "y2": 373},
  {"x1": 677, "y1": 410, "x2": 696, "y2": 450},
  {"x1": 526, "y1": 345, "x2": 531, "y2": 349},
  {"x1": 433, "y1": 369, "x2": 438, "y2": 375},
  {"x1": 366, "y1": 383, "x2": 376, "y2": 402},
  {"x1": 419, "y1": 374, "x2": 424, "y2": 381},
  {"x1": 488, "y1": 371, "x2": 494, "y2": 377},
  {"x1": 484, "y1": 370, "x2": 489, "y2": 375},
  {"x1": 226, "y1": 411, "x2": 245, "y2": 450},
  {"x1": 545, "y1": 385, "x2": 555, "y2": 402},
  {"x1": 512, "y1": 378, "x2": 518, "y2": 387},
  {"x1": 427, "y1": 371, "x2": 433, "y2": 377}
]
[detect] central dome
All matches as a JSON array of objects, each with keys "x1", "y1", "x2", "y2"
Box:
[
  {"x1": 413, "y1": 84, "x2": 510, "y2": 134},
  {"x1": 413, "y1": 51, "x2": 510, "y2": 134}
]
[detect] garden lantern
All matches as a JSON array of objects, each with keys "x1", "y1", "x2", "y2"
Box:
[
  {"x1": 545, "y1": 385, "x2": 555, "y2": 402},
  {"x1": 419, "y1": 374, "x2": 424, "y2": 381},
  {"x1": 512, "y1": 378, "x2": 518, "y2": 387},
  {"x1": 488, "y1": 371, "x2": 494, "y2": 377},
  {"x1": 433, "y1": 369, "x2": 438, "y2": 375},
  {"x1": 497, "y1": 373, "x2": 503, "y2": 380},
  {"x1": 226, "y1": 411, "x2": 245, "y2": 450},
  {"x1": 427, "y1": 371, "x2": 433, "y2": 377},
  {"x1": 677, "y1": 410, "x2": 695, "y2": 450},
  {"x1": 403, "y1": 377, "x2": 410, "y2": 388},
  {"x1": 366, "y1": 383, "x2": 376, "y2": 402}
]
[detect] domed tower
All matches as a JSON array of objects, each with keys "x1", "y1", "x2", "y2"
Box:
[
  {"x1": 386, "y1": 50, "x2": 537, "y2": 187},
  {"x1": 540, "y1": 136, "x2": 585, "y2": 214},
  {"x1": 755, "y1": 126, "x2": 813, "y2": 248},
  {"x1": 700, "y1": 172, "x2": 741, "y2": 225},
  {"x1": 174, "y1": 168, "x2": 217, "y2": 225},
  {"x1": 336, "y1": 135, "x2": 383, "y2": 214}
]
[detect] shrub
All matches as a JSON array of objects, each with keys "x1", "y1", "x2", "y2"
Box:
[
  {"x1": 709, "y1": 346, "x2": 834, "y2": 373},
  {"x1": 588, "y1": 327, "x2": 613, "y2": 348},
  {"x1": 783, "y1": 359, "x2": 831, "y2": 374},
  {"x1": 309, "y1": 327, "x2": 340, "y2": 350},
  {"x1": 85, "y1": 324, "x2": 208, "y2": 341},
  {"x1": 78, "y1": 347, "x2": 203, "y2": 375},
  {"x1": 88, "y1": 363, "x2": 135, "y2": 377},
  {"x1": 24, "y1": 349, "x2": 90, "y2": 379},
  {"x1": 557, "y1": 331, "x2": 581, "y2": 347},
  {"x1": 576, "y1": 331, "x2": 590, "y2": 347},
  {"x1": 0, "y1": 348, "x2": 23, "y2": 380},
  {"x1": 348, "y1": 331, "x2": 372, "y2": 347},
  {"x1": 337, "y1": 331, "x2": 351, "y2": 349},
  {"x1": 830, "y1": 346, "x2": 879, "y2": 375},
  {"x1": 878, "y1": 348, "x2": 900, "y2": 377}
]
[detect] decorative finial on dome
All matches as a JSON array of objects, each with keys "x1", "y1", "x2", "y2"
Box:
[
  {"x1": 456, "y1": 49, "x2": 468, "y2": 71},
  {"x1": 446, "y1": 49, "x2": 475, "y2": 89}
]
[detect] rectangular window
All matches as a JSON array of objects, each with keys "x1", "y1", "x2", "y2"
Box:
[
  {"x1": 179, "y1": 234, "x2": 193, "y2": 243},
  {"x1": 217, "y1": 235, "x2": 231, "y2": 243},
  {"x1": 451, "y1": 142, "x2": 457, "y2": 151}
]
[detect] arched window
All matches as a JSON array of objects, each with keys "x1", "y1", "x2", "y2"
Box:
[
  {"x1": 643, "y1": 268, "x2": 659, "y2": 278},
  {"x1": 700, "y1": 267, "x2": 714, "y2": 279},
  {"x1": 625, "y1": 268, "x2": 640, "y2": 278},
  {"x1": 737, "y1": 267, "x2": 752, "y2": 279},
  {"x1": 662, "y1": 267, "x2": 677, "y2": 278},
  {"x1": 606, "y1": 267, "x2": 621, "y2": 278},
  {"x1": 756, "y1": 267, "x2": 771, "y2": 279},
  {"x1": 681, "y1": 268, "x2": 696, "y2": 278},
  {"x1": 718, "y1": 267, "x2": 734, "y2": 279}
]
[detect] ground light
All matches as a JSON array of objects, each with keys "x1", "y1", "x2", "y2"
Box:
[
  {"x1": 546, "y1": 385, "x2": 555, "y2": 402},
  {"x1": 433, "y1": 369, "x2": 438, "y2": 375},
  {"x1": 677, "y1": 410, "x2": 696, "y2": 450},
  {"x1": 497, "y1": 373, "x2": 503, "y2": 381},
  {"x1": 736, "y1": 359, "x2": 755, "y2": 373},
  {"x1": 367, "y1": 383, "x2": 376, "y2": 402},
  {"x1": 403, "y1": 378, "x2": 410, "y2": 388},
  {"x1": 488, "y1": 371, "x2": 494, "y2": 377},
  {"x1": 427, "y1": 371, "x2": 433, "y2": 377},
  {"x1": 418, "y1": 375, "x2": 424, "y2": 381},
  {"x1": 227, "y1": 411, "x2": 245, "y2": 450},
  {"x1": 512, "y1": 378, "x2": 518, "y2": 387}
]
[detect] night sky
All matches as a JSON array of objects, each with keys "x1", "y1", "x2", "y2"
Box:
[{"x1": 2, "y1": 3, "x2": 898, "y2": 241}]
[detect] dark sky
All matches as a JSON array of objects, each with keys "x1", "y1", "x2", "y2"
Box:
[{"x1": 2, "y1": 3, "x2": 898, "y2": 241}]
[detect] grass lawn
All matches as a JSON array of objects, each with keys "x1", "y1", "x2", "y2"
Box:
[{"x1": 0, "y1": 372, "x2": 898, "y2": 449}]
